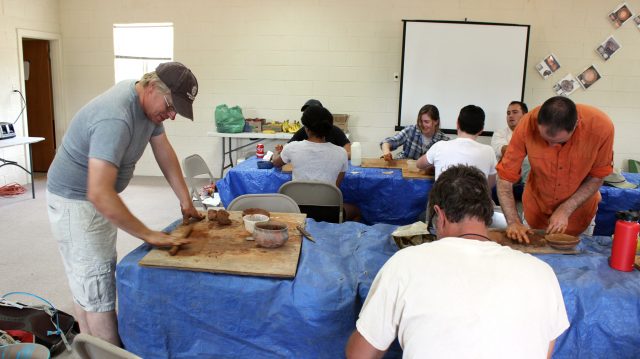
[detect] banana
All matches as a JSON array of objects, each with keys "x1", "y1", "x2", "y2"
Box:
[{"x1": 282, "y1": 120, "x2": 290, "y2": 133}]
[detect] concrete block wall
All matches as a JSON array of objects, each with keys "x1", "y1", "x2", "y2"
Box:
[{"x1": 4, "y1": 0, "x2": 639, "y2": 183}]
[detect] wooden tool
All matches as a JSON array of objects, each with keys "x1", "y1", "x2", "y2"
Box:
[
  {"x1": 168, "y1": 224, "x2": 194, "y2": 256},
  {"x1": 296, "y1": 225, "x2": 315, "y2": 243}
]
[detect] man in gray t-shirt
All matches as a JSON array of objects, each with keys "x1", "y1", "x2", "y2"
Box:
[{"x1": 46, "y1": 62, "x2": 202, "y2": 346}]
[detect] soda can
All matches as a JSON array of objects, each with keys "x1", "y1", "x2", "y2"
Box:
[{"x1": 256, "y1": 143, "x2": 265, "y2": 159}]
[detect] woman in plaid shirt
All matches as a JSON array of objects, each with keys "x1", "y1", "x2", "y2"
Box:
[{"x1": 381, "y1": 104, "x2": 449, "y2": 160}]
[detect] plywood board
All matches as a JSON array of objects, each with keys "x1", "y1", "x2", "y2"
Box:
[
  {"x1": 401, "y1": 167, "x2": 434, "y2": 180},
  {"x1": 360, "y1": 158, "x2": 407, "y2": 169},
  {"x1": 139, "y1": 211, "x2": 307, "y2": 278},
  {"x1": 488, "y1": 230, "x2": 580, "y2": 254}
]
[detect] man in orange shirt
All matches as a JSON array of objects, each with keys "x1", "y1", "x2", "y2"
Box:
[{"x1": 496, "y1": 96, "x2": 614, "y2": 242}]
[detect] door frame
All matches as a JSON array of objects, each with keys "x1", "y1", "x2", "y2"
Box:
[{"x1": 16, "y1": 29, "x2": 66, "y2": 148}]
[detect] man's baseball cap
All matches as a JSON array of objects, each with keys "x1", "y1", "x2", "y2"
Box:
[
  {"x1": 301, "y1": 99, "x2": 323, "y2": 112},
  {"x1": 156, "y1": 62, "x2": 198, "y2": 120}
]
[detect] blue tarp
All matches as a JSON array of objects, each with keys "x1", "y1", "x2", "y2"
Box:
[
  {"x1": 117, "y1": 220, "x2": 640, "y2": 358},
  {"x1": 594, "y1": 173, "x2": 640, "y2": 236},
  {"x1": 218, "y1": 162, "x2": 640, "y2": 235},
  {"x1": 216, "y1": 157, "x2": 432, "y2": 225}
]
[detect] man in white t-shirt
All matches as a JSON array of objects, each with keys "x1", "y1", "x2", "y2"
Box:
[
  {"x1": 491, "y1": 101, "x2": 530, "y2": 202},
  {"x1": 346, "y1": 165, "x2": 569, "y2": 359},
  {"x1": 417, "y1": 105, "x2": 497, "y2": 188}
]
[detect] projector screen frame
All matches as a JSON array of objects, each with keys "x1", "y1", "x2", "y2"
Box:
[{"x1": 397, "y1": 19, "x2": 530, "y2": 136}]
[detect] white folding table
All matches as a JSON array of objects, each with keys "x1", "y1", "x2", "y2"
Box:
[
  {"x1": 207, "y1": 132, "x2": 293, "y2": 177},
  {"x1": 0, "y1": 136, "x2": 45, "y2": 199}
]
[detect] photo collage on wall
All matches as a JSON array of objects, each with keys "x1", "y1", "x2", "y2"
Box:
[{"x1": 537, "y1": 2, "x2": 635, "y2": 96}]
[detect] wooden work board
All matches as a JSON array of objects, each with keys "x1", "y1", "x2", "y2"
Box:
[
  {"x1": 488, "y1": 230, "x2": 580, "y2": 255},
  {"x1": 284, "y1": 158, "x2": 433, "y2": 180},
  {"x1": 360, "y1": 158, "x2": 407, "y2": 169},
  {"x1": 139, "y1": 211, "x2": 307, "y2": 278},
  {"x1": 401, "y1": 167, "x2": 434, "y2": 180}
]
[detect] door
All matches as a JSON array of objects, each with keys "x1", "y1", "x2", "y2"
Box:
[{"x1": 22, "y1": 39, "x2": 56, "y2": 172}]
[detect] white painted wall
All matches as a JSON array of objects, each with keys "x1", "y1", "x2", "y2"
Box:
[
  {"x1": 0, "y1": 0, "x2": 60, "y2": 186},
  {"x1": 4, "y1": 0, "x2": 638, "y2": 183}
]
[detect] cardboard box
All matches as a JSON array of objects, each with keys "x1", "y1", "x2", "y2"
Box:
[
  {"x1": 245, "y1": 118, "x2": 265, "y2": 133},
  {"x1": 333, "y1": 114, "x2": 349, "y2": 132},
  {"x1": 262, "y1": 122, "x2": 283, "y2": 132}
]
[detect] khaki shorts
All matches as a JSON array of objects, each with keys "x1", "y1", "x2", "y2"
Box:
[{"x1": 46, "y1": 190, "x2": 117, "y2": 312}]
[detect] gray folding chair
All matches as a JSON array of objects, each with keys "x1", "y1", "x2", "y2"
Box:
[
  {"x1": 72, "y1": 333, "x2": 141, "y2": 359},
  {"x1": 278, "y1": 181, "x2": 343, "y2": 223},
  {"x1": 227, "y1": 193, "x2": 301, "y2": 213},
  {"x1": 182, "y1": 154, "x2": 215, "y2": 209}
]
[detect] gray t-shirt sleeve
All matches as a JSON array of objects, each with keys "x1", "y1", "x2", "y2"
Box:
[
  {"x1": 152, "y1": 123, "x2": 165, "y2": 137},
  {"x1": 88, "y1": 119, "x2": 132, "y2": 167}
]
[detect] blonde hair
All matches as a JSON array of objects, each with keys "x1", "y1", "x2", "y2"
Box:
[{"x1": 138, "y1": 72, "x2": 170, "y2": 94}]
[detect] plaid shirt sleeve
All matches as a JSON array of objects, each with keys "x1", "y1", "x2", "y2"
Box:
[
  {"x1": 381, "y1": 126, "x2": 413, "y2": 151},
  {"x1": 382, "y1": 126, "x2": 449, "y2": 159}
]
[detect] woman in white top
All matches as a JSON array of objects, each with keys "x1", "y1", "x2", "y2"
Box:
[{"x1": 273, "y1": 105, "x2": 360, "y2": 221}]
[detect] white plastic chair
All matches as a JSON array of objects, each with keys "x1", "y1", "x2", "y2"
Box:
[
  {"x1": 278, "y1": 181, "x2": 343, "y2": 223},
  {"x1": 227, "y1": 193, "x2": 301, "y2": 213},
  {"x1": 72, "y1": 333, "x2": 141, "y2": 359},
  {"x1": 182, "y1": 154, "x2": 215, "y2": 209}
]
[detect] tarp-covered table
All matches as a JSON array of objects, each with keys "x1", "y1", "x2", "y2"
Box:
[
  {"x1": 216, "y1": 157, "x2": 432, "y2": 225},
  {"x1": 594, "y1": 172, "x2": 640, "y2": 235},
  {"x1": 117, "y1": 220, "x2": 640, "y2": 358},
  {"x1": 217, "y1": 162, "x2": 640, "y2": 234}
]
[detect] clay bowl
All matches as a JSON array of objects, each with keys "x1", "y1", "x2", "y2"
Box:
[
  {"x1": 253, "y1": 221, "x2": 289, "y2": 248},
  {"x1": 545, "y1": 233, "x2": 580, "y2": 250}
]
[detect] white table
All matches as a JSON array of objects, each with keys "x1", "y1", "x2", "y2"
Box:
[
  {"x1": 207, "y1": 132, "x2": 293, "y2": 177},
  {"x1": 0, "y1": 136, "x2": 45, "y2": 199}
]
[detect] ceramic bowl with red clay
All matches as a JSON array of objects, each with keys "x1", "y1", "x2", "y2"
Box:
[
  {"x1": 545, "y1": 233, "x2": 580, "y2": 250},
  {"x1": 253, "y1": 221, "x2": 289, "y2": 248}
]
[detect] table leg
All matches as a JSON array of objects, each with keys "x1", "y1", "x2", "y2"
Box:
[
  {"x1": 227, "y1": 138, "x2": 234, "y2": 170},
  {"x1": 220, "y1": 139, "x2": 227, "y2": 178},
  {"x1": 28, "y1": 143, "x2": 35, "y2": 199}
]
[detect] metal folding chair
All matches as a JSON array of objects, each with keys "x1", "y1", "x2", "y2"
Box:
[
  {"x1": 278, "y1": 181, "x2": 343, "y2": 223},
  {"x1": 227, "y1": 193, "x2": 300, "y2": 213}
]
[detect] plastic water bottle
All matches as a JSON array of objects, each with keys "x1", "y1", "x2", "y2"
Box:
[
  {"x1": 351, "y1": 142, "x2": 362, "y2": 166},
  {"x1": 610, "y1": 210, "x2": 640, "y2": 272}
]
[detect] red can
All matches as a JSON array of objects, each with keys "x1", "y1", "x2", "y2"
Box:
[{"x1": 256, "y1": 143, "x2": 265, "y2": 159}]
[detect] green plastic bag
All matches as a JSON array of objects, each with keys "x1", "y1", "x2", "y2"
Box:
[{"x1": 215, "y1": 104, "x2": 245, "y2": 133}]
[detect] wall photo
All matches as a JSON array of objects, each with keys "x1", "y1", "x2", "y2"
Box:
[
  {"x1": 596, "y1": 36, "x2": 621, "y2": 60},
  {"x1": 577, "y1": 66, "x2": 601, "y2": 89},
  {"x1": 609, "y1": 3, "x2": 633, "y2": 28},
  {"x1": 553, "y1": 74, "x2": 579, "y2": 96},
  {"x1": 536, "y1": 54, "x2": 561, "y2": 79}
]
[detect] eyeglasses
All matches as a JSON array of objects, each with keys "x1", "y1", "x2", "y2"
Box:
[{"x1": 163, "y1": 95, "x2": 176, "y2": 113}]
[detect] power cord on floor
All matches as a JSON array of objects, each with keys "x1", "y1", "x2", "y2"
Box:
[{"x1": 0, "y1": 183, "x2": 26, "y2": 196}]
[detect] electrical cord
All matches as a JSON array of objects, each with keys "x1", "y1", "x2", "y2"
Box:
[
  {"x1": 12, "y1": 90, "x2": 26, "y2": 125},
  {"x1": 0, "y1": 183, "x2": 26, "y2": 196},
  {"x1": 1, "y1": 291, "x2": 72, "y2": 351}
]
